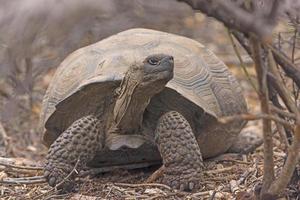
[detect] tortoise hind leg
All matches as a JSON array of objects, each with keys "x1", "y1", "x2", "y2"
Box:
[
  {"x1": 44, "y1": 115, "x2": 104, "y2": 190},
  {"x1": 153, "y1": 111, "x2": 204, "y2": 191}
]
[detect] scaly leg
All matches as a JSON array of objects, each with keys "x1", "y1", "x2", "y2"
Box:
[
  {"x1": 154, "y1": 111, "x2": 204, "y2": 191},
  {"x1": 44, "y1": 115, "x2": 104, "y2": 190}
]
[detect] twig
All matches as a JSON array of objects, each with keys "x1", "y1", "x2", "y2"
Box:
[
  {"x1": 267, "y1": 48, "x2": 300, "y2": 120},
  {"x1": 114, "y1": 182, "x2": 172, "y2": 191},
  {"x1": 267, "y1": 44, "x2": 300, "y2": 88},
  {"x1": 5, "y1": 175, "x2": 45, "y2": 181},
  {"x1": 145, "y1": 166, "x2": 165, "y2": 183},
  {"x1": 0, "y1": 167, "x2": 42, "y2": 175},
  {"x1": 227, "y1": 29, "x2": 258, "y2": 93},
  {"x1": 190, "y1": 191, "x2": 210, "y2": 198},
  {"x1": 204, "y1": 166, "x2": 235, "y2": 174},
  {"x1": 270, "y1": 105, "x2": 297, "y2": 120},
  {"x1": 232, "y1": 30, "x2": 300, "y2": 92},
  {"x1": 218, "y1": 113, "x2": 294, "y2": 131},
  {"x1": 0, "y1": 157, "x2": 43, "y2": 170},
  {"x1": 54, "y1": 159, "x2": 80, "y2": 190},
  {"x1": 275, "y1": 122, "x2": 290, "y2": 149},
  {"x1": 0, "y1": 177, "x2": 46, "y2": 185}
]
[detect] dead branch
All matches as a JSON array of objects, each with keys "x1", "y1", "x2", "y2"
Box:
[
  {"x1": 275, "y1": 122, "x2": 290, "y2": 149},
  {"x1": 114, "y1": 182, "x2": 172, "y2": 191},
  {"x1": 145, "y1": 166, "x2": 165, "y2": 183},
  {"x1": 208, "y1": 154, "x2": 252, "y2": 165},
  {"x1": 268, "y1": 44, "x2": 300, "y2": 89},
  {"x1": 0, "y1": 157, "x2": 43, "y2": 170},
  {"x1": 0, "y1": 176, "x2": 46, "y2": 184},
  {"x1": 230, "y1": 169, "x2": 252, "y2": 195},
  {"x1": 205, "y1": 166, "x2": 235, "y2": 174},
  {"x1": 267, "y1": 125, "x2": 300, "y2": 196},
  {"x1": 270, "y1": 105, "x2": 297, "y2": 120},
  {"x1": 179, "y1": 0, "x2": 278, "y2": 41},
  {"x1": 232, "y1": 30, "x2": 300, "y2": 90},
  {"x1": 260, "y1": 43, "x2": 300, "y2": 197},
  {"x1": 227, "y1": 29, "x2": 258, "y2": 93},
  {"x1": 251, "y1": 38, "x2": 275, "y2": 194},
  {"x1": 267, "y1": 49, "x2": 300, "y2": 119},
  {"x1": 218, "y1": 113, "x2": 294, "y2": 131},
  {"x1": 0, "y1": 167, "x2": 42, "y2": 176}
]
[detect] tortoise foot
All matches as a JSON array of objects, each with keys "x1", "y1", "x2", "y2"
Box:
[
  {"x1": 155, "y1": 111, "x2": 204, "y2": 191},
  {"x1": 44, "y1": 115, "x2": 104, "y2": 189},
  {"x1": 162, "y1": 165, "x2": 202, "y2": 191},
  {"x1": 228, "y1": 129, "x2": 263, "y2": 154},
  {"x1": 44, "y1": 162, "x2": 75, "y2": 190}
]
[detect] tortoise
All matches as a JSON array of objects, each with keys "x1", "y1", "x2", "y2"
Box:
[{"x1": 41, "y1": 28, "x2": 247, "y2": 191}]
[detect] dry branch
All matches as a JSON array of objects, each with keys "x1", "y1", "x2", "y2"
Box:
[
  {"x1": 218, "y1": 113, "x2": 294, "y2": 131},
  {"x1": 268, "y1": 125, "x2": 300, "y2": 195},
  {"x1": 0, "y1": 157, "x2": 43, "y2": 170},
  {"x1": 114, "y1": 182, "x2": 172, "y2": 191},
  {"x1": 267, "y1": 49, "x2": 300, "y2": 119},
  {"x1": 268, "y1": 44, "x2": 300, "y2": 88},
  {"x1": 232, "y1": 30, "x2": 300, "y2": 91},
  {"x1": 227, "y1": 29, "x2": 258, "y2": 93},
  {"x1": 275, "y1": 122, "x2": 290, "y2": 149},
  {"x1": 0, "y1": 176, "x2": 46, "y2": 184},
  {"x1": 179, "y1": 0, "x2": 278, "y2": 41},
  {"x1": 251, "y1": 38, "x2": 275, "y2": 195},
  {"x1": 270, "y1": 105, "x2": 297, "y2": 120}
]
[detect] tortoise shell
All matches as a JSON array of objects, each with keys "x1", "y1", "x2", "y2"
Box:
[{"x1": 41, "y1": 28, "x2": 247, "y2": 158}]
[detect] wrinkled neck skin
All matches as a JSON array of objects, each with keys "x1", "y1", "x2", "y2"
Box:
[{"x1": 110, "y1": 66, "x2": 165, "y2": 135}]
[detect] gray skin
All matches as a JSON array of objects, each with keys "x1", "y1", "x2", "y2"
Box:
[{"x1": 44, "y1": 54, "x2": 204, "y2": 191}]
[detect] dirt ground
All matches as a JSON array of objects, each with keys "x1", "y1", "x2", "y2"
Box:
[{"x1": 0, "y1": 14, "x2": 299, "y2": 200}]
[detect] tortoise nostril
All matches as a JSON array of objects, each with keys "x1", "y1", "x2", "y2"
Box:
[
  {"x1": 162, "y1": 56, "x2": 174, "y2": 64},
  {"x1": 166, "y1": 56, "x2": 174, "y2": 61}
]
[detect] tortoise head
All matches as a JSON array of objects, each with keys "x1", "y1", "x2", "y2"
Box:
[
  {"x1": 142, "y1": 54, "x2": 174, "y2": 85},
  {"x1": 125, "y1": 54, "x2": 174, "y2": 93}
]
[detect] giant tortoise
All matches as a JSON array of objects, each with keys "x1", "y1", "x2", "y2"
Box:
[{"x1": 41, "y1": 28, "x2": 247, "y2": 191}]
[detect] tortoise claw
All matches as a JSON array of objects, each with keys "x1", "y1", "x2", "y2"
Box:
[
  {"x1": 167, "y1": 177, "x2": 200, "y2": 191},
  {"x1": 49, "y1": 176, "x2": 56, "y2": 187},
  {"x1": 44, "y1": 162, "x2": 75, "y2": 191},
  {"x1": 189, "y1": 182, "x2": 195, "y2": 190}
]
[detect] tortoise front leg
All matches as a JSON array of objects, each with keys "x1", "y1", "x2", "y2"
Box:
[
  {"x1": 44, "y1": 115, "x2": 104, "y2": 190},
  {"x1": 153, "y1": 111, "x2": 204, "y2": 191}
]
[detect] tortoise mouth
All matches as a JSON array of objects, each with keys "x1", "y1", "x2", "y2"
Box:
[
  {"x1": 156, "y1": 56, "x2": 174, "y2": 75},
  {"x1": 143, "y1": 55, "x2": 174, "y2": 82}
]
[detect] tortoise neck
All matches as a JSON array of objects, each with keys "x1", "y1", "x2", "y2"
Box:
[{"x1": 110, "y1": 69, "x2": 163, "y2": 135}]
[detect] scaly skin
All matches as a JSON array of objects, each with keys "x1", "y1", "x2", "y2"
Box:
[
  {"x1": 154, "y1": 111, "x2": 204, "y2": 191},
  {"x1": 44, "y1": 54, "x2": 206, "y2": 191},
  {"x1": 44, "y1": 115, "x2": 104, "y2": 189}
]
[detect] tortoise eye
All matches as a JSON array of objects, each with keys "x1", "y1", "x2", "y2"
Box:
[{"x1": 147, "y1": 58, "x2": 160, "y2": 65}]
